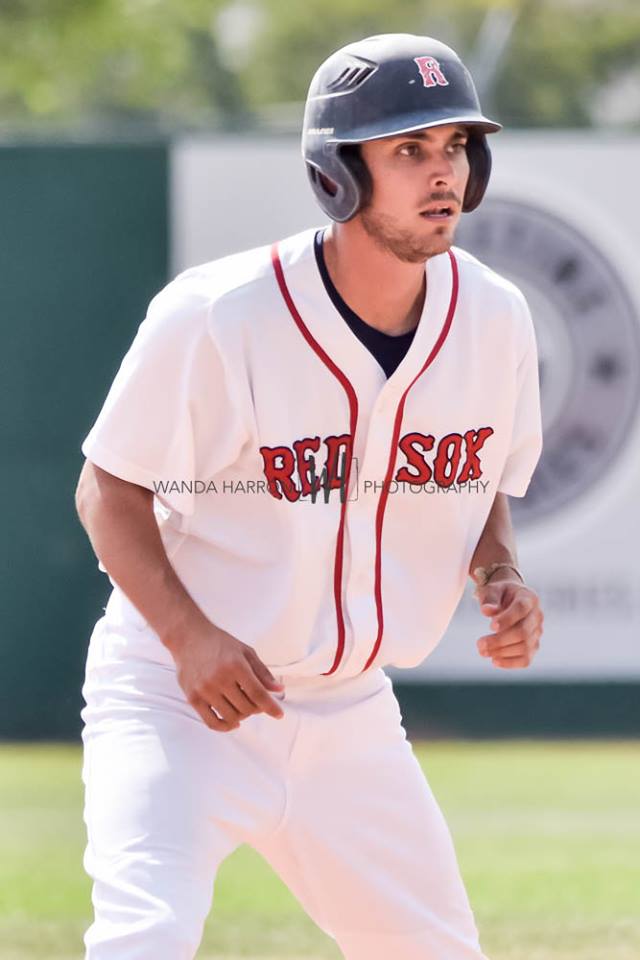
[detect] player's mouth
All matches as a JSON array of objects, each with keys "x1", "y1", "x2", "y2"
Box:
[{"x1": 420, "y1": 205, "x2": 455, "y2": 221}]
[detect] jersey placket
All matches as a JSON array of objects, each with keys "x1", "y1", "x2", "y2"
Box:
[
  {"x1": 272, "y1": 236, "x2": 458, "y2": 679},
  {"x1": 339, "y1": 251, "x2": 459, "y2": 676}
]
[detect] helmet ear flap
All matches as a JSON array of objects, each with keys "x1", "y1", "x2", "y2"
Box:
[
  {"x1": 463, "y1": 134, "x2": 492, "y2": 212},
  {"x1": 305, "y1": 143, "x2": 363, "y2": 222},
  {"x1": 338, "y1": 144, "x2": 373, "y2": 212},
  {"x1": 309, "y1": 165, "x2": 338, "y2": 197}
]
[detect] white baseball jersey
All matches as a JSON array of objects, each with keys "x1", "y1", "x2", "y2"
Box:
[{"x1": 81, "y1": 225, "x2": 542, "y2": 678}]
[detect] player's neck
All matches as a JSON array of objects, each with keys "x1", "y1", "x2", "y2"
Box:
[{"x1": 322, "y1": 222, "x2": 427, "y2": 336}]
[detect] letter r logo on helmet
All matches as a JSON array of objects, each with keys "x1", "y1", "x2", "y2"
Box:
[{"x1": 413, "y1": 56, "x2": 449, "y2": 88}]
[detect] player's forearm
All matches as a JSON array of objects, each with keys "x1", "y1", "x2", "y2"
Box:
[
  {"x1": 468, "y1": 492, "x2": 518, "y2": 578},
  {"x1": 76, "y1": 467, "x2": 210, "y2": 651}
]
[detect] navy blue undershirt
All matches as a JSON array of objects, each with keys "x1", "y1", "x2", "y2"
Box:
[{"x1": 313, "y1": 229, "x2": 416, "y2": 379}]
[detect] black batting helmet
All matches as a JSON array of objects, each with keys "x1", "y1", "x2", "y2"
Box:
[{"x1": 302, "y1": 33, "x2": 502, "y2": 222}]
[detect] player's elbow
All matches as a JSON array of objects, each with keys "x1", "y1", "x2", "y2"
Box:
[
  {"x1": 75, "y1": 460, "x2": 96, "y2": 526},
  {"x1": 75, "y1": 460, "x2": 151, "y2": 528}
]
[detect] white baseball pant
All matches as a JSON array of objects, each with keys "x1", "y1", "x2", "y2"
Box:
[{"x1": 80, "y1": 617, "x2": 489, "y2": 959}]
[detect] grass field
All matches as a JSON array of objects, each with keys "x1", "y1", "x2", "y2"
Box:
[{"x1": 1, "y1": 741, "x2": 638, "y2": 960}]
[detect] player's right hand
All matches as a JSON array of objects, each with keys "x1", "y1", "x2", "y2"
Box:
[{"x1": 167, "y1": 623, "x2": 286, "y2": 732}]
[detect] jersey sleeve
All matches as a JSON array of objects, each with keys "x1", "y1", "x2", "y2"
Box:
[
  {"x1": 497, "y1": 291, "x2": 543, "y2": 498},
  {"x1": 80, "y1": 271, "x2": 249, "y2": 517}
]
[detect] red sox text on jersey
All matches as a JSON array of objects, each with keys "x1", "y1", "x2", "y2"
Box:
[{"x1": 260, "y1": 427, "x2": 494, "y2": 501}]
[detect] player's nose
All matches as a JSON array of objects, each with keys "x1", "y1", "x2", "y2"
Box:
[{"x1": 429, "y1": 159, "x2": 455, "y2": 188}]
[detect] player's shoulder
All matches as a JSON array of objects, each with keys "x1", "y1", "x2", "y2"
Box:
[
  {"x1": 451, "y1": 245, "x2": 529, "y2": 313},
  {"x1": 147, "y1": 227, "x2": 316, "y2": 328},
  {"x1": 451, "y1": 245, "x2": 535, "y2": 354},
  {"x1": 149, "y1": 240, "x2": 273, "y2": 315},
  {"x1": 164, "y1": 228, "x2": 316, "y2": 304}
]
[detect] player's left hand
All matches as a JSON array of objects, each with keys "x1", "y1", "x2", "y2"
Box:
[{"x1": 473, "y1": 576, "x2": 543, "y2": 669}]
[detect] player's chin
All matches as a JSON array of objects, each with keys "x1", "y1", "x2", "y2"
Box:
[
  {"x1": 417, "y1": 216, "x2": 457, "y2": 250},
  {"x1": 419, "y1": 230, "x2": 455, "y2": 258}
]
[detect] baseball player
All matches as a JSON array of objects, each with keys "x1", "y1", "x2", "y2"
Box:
[{"x1": 75, "y1": 33, "x2": 544, "y2": 960}]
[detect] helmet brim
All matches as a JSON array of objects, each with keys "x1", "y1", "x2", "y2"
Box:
[{"x1": 326, "y1": 112, "x2": 502, "y2": 144}]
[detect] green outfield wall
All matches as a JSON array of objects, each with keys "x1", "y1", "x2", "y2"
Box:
[{"x1": 0, "y1": 141, "x2": 168, "y2": 739}]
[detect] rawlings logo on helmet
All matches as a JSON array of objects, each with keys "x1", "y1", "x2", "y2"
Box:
[{"x1": 413, "y1": 56, "x2": 449, "y2": 88}]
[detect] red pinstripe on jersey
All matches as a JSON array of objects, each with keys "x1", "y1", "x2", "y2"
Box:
[
  {"x1": 271, "y1": 243, "x2": 358, "y2": 675},
  {"x1": 362, "y1": 250, "x2": 459, "y2": 672}
]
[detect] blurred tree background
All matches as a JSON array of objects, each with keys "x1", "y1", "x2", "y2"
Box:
[{"x1": 0, "y1": 0, "x2": 638, "y2": 135}]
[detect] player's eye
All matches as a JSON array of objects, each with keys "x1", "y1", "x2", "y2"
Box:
[
  {"x1": 398, "y1": 143, "x2": 420, "y2": 157},
  {"x1": 449, "y1": 141, "x2": 468, "y2": 152}
]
